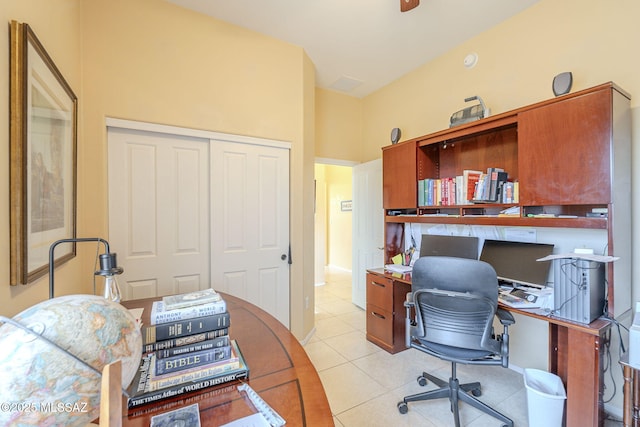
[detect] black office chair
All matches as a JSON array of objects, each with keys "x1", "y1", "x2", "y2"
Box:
[{"x1": 397, "y1": 256, "x2": 515, "y2": 427}]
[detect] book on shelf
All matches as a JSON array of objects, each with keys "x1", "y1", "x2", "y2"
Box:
[
  {"x1": 162, "y1": 288, "x2": 222, "y2": 311},
  {"x1": 143, "y1": 328, "x2": 229, "y2": 354},
  {"x1": 472, "y1": 173, "x2": 488, "y2": 201},
  {"x1": 155, "y1": 345, "x2": 232, "y2": 375},
  {"x1": 142, "y1": 311, "x2": 230, "y2": 345},
  {"x1": 150, "y1": 299, "x2": 227, "y2": 325},
  {"x1": 472, "y1": 167, "x2": 508, "y2": 203},
  {"x1": 418, "y1": 172, "x2": 482, "y2": 206},
  {"x1": 155, "y1": 335, "x2": 230, "y2": 359},
  {"x1": 463, "y1": 170, "x2": 482, "y2": 204},
  {"x1": 127, "y1": 340, "x2": 249, "y2": 408},
  {"x1": 455, "y1": 175, "x2": 464, "y2": 205},
  {"x1": 488, "y1": 169, "x2": 508, "y2": 202},
  {"x1": 501, "y1": 181, "x2": 514, "y2": 203}
]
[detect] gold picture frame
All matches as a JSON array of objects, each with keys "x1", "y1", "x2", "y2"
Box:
[{"x1": 10, "y1": 21, "x2": 78, "y2": 285}]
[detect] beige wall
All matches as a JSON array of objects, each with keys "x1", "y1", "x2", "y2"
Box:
[
  {"x1": 0, "y1": 0, "x2": 84, "y2": 313},
  {"x1": 326, "y1": 166, "x2": 353, "y2": 270},
  {"x1": 315, "y1": 88, "x2": 363, "y2": 162},
  {"x1": 1, "y1": 0, "x2": 317, "y2": 340},
  {"x1": 80, "y1": 0, "x2": 315, "y2": 340}
]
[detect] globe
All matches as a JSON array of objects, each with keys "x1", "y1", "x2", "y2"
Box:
[{"x1": 0, "y1": 294, "x2": 142, "y2": 426}]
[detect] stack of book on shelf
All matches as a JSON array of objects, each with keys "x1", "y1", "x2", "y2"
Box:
[
  {"x1": 471, "y1": 167, "x2": 519, "y2": 203},
  {"x1": 418, "y1": 168, "x2": 517, "y2": 207},
  {"x1": 126, "y1": 289, "x2": 249, "y2": 408}
]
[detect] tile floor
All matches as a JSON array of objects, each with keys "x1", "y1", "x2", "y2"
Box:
[{"x1": 304, "y1": 267, "x2": 623, "y2": 427}]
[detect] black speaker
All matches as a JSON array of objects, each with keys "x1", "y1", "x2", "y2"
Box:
[
  {"x1": 391, "y1": 128, "x2": 401, "y2": 144},
  {"x1": 553, "y1": 72, "x2": 573, "y2": 96}
]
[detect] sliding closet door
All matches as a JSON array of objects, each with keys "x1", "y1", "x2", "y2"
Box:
[
  {"x1": 107, "y1": 128, "x2": 211, "y2": 300},
  {"x1": 210, "y1": 140, "x2": 290, "y2": 328},
  {"x1": 108, "y1": 122, "x2": 291, "y2": 328}
]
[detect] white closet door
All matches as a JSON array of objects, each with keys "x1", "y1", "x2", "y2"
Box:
[
  {"x1": 108, "y1": 128, "x2": 210, "y2": 300},
  {"x1": 210, "y1": 140, "x2": 290, "y2": 327}
]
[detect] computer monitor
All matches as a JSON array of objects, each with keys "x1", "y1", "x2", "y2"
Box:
[
  {"x1": 479, "y1": 239, "x2": 554, "y2": 288},
  {"x1": 419, "y1": 234, "x2": 479, "y2": 260}
]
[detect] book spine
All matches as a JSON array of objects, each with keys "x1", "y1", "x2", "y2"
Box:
[
  {"x1": 143, "y1": 328, "x2": 228, "y2": 353},
  {"x1": 465, "y1": 171, "x2": 481, "y2": 203},
  {"x1": 155, "y1": 335, "x2": 230, "y2": 359},
  {"x1": 149, "y1": 357, "x2": 241, "y2": 391},
  {"x1": 127, "y1": 367, "x2": 249, "y2": 408},
  {"x1": 150, "y1": 300, "x2": 227, "y2": 325},
  {"x1": 129, "y1": 354, "x2": 154, "y2": 396},
  {"x1": 417, "y1": 179, "x2": 425, "y2": 207},
  {"x1": 155, "y1": 345, "x2": 232, "y2": 375},
  {"x1": 142, "y1": 312, "x2": 231, "y2": 345}
]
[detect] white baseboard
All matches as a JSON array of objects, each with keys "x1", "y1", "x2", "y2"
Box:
[
  {"x1": 326, "y1": 264, "x2": 352, "y2": 273},
  {"x1": 298, "y1": 326, "x2": 316, "y2": 346}
]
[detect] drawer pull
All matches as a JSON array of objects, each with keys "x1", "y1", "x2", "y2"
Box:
[
  {"x1": 371, "y1": 281, "x2": 386, "y2": 288},
  {"x1": 371, "y1": 311, "x2": 386, "y2": 320}
]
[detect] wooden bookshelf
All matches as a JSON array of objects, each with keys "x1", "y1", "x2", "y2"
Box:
[{"x1": 381, "y1": 82, "x2": 631, "y2": 317}]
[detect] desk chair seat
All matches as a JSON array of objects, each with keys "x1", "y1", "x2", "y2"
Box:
[{"x1": 397, "y1": 256, "x2": 515, "y2": 427}]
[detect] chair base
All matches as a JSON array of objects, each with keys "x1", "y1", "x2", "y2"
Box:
[{"x1": 398, "y1": 369, "x2": 513, "y2": 427}]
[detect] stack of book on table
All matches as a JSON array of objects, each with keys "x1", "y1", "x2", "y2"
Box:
[{"x1": 127, "y1": 289, "x2": 249, "y2": 408}]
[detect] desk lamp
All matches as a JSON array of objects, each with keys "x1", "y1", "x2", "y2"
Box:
[
  {"x1": 0, "y1": 238, "x2": 141, "y2": 426},
  {"x1": 49, "y1": 237, "x2": 124, "y2": 302}
]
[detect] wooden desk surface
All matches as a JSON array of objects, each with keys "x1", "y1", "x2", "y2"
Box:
[{"x1": 121, "y1": 294, "x2": 334, "y2": 426}]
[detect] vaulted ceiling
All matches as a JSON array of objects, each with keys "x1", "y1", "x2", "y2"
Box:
[{"x1": 167, "y1": 0, "x2": 540, "y2": 98}]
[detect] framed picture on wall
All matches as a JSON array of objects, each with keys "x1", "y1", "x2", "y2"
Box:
[{"x1": 9, "y1": 21, "x2": 78, "y2": 285}]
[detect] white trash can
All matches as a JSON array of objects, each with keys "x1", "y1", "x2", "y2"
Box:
[{"x1": 524, "y1": 368, "x2": 566, "y2": 427}]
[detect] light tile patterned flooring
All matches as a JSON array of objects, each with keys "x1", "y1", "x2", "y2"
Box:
[{"x1": 304, "y1": 267, "x2": 622, "y2": 427}]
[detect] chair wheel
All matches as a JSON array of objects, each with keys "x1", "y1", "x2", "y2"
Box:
[
  {"x1": 417, "y1": 375, "x2": 428, "y2": 386},
  {"x1": 471, "y1": 387, "x2": 482, "y2": 397},
  {"x1": 397, "y1": 402, "x2": 408, "y2": 414}
]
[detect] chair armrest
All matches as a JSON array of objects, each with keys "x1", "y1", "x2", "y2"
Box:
[
  {"x1": 496, "y1": 308, "x2": 515, "y2": 326},
  {"x1": 404, "y1": 292, "x2": 414, "y2": 308},
  {"x1": 404, "y1": 292, "x2": 415, "y2": 348}
]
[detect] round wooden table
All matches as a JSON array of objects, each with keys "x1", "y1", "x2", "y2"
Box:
[{"x1": 122, "y1": 293, "x2": 333, "y2": 426}]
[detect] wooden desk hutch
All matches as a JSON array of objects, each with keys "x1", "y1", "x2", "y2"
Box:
[{"x1": 367, "y1": 82, "x2": 631, "y2": 427}]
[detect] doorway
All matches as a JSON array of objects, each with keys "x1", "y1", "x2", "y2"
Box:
[
  {"x1": 314, "y1": 158, "x2": 383, "y2": 310},
  {"x1": 314, "y1": 162, "x2": 354, "y2": 286}
]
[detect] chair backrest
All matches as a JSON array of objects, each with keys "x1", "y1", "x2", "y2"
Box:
[{"x1": 411, "y1": 256, "x2": 499, "y2": 352}]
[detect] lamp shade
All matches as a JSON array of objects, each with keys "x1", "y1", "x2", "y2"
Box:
[{"x1": 0, "y1": 295, "x2": 142, "y2": 426}]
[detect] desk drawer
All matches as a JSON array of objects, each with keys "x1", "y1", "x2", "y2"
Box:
[
  {"x1": 366, "y1": 305, "x2": 393, "y2": 345},
  {"x1": 366, "y1": 273, "x2": 393, "y2": 312}
]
